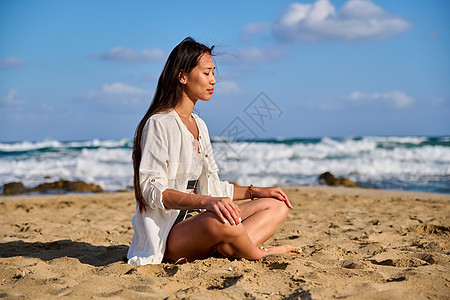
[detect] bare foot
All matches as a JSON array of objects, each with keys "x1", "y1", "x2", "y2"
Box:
[{"x1": 266, "y1": 245, "x2": 302, "y2": 256}]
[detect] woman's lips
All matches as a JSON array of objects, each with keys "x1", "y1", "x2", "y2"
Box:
[{"x1": 208, "y1": 89, "x2": 214, "y2": 94}]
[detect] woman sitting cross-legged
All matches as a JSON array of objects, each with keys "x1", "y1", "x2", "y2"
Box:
[{"x1": 127, "y1": 37, "x2": 301, "y2": 266}]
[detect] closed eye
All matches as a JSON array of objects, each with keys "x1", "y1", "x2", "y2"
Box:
[{"x1": 203, "y1": 67, "x2": 215, "y2": 76}]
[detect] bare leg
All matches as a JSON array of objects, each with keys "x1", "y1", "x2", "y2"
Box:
[
  {"x1": 164, "y1": 198, "x2": 299, "y2": 262},
  {"x1": 164, "y1": 211, "x2": 266, "y2": 262},
  {"x1": 238, "y1": 198, "x2": 289, "y2": 245},
  {"x1": 238, "y1": 198, "x2": 300, "y2": 256}
]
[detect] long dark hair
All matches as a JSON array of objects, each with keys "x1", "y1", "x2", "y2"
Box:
[{"x1": 133, "y1": 37, "x2": 214, "y2": 213}]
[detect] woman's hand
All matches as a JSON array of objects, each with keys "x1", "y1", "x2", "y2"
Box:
[
  {"x1": 253, "y1": 186, "x2": 293, "y2": 209},
  {"x1": 205, "y1": 196, "x2": 241, "y2": 225}
]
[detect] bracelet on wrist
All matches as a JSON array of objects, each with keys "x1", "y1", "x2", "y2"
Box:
[{"x1": 248, "y1": 184, "x2": 254, "y2": 200}]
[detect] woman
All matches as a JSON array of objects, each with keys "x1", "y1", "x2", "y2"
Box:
[{"x1": 127, "y1": 37, "x2": 300, "y2": 266}]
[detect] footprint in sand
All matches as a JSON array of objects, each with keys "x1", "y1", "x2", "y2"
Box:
[
  {"x1": 265, "y1": 261, "x2": 289, "y2": 270},
  {"x1": 340, "y1": 259, "x2": 365, "y2": 269},
  {"x1": 408, "y1": 224, "x2": 449, "y2": 236},
  {"x1": 57, "y1": 201, "x2": 74, "y2": 209},
  {"x1": 386, "y1": 275, "x2": 408, "y2": 282},
  {"x1": 358, "y1": 242, "x2": 385, "y2": 256},
  {"x1": 370, "y1": 257, "x2": 427, "y2": 267},
  {"x1": 207, "y1": 275, "x2": 243, "y2": 290}
]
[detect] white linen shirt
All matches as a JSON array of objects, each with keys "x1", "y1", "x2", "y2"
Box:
[{"x1": 127, "y1": 109, "x2": 234, "y2": 266}]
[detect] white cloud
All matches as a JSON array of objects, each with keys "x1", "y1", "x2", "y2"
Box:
[
  {"x1": 215, "y1": 80, "x2": 241, "y2": 96},
  {"x1": 102, "y1": 82, "x2": 147, "y2": 94},
  {"x1": 0, "y1": 56, "x2": 26, "y2": 70},
  {"x1": 349, "y1": 90, "x2": 413, "y2": 108},
  {"x1": 74, "y1": 82, "x2": 152, "y2": 111},
  {"x1": 273, "y1": 0, "x2": 411, "y2": 42},
  {"x1": 241, "y1": 22, "x2": 272, "y2": 42},
  {"x1": 1, "y1": 89, "x2": 24, "y2": 107},
  {"x1": 90, "y1": 47, "x2": 166, "y2": 64}
]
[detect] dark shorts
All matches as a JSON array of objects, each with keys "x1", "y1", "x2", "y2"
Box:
[
  {"x1": 173, "y1": 180, "x2": 202, "y2": 225},
  {"x1": 167, "y1": 180, "x2": 222, "y2": 260}
]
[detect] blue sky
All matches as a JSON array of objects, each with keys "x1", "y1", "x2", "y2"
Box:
[{"x1": 1, "y1": 0, "x2": 449, "y2": 141}]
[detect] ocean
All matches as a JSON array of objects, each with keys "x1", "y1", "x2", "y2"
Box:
[{"x1": 0, "y1": 136, "x2": 449, "y2": 194}]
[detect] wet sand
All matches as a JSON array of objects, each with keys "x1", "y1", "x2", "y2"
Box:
[{"x1": 0, "y1": 187, "x2": 449, "y2": 299}]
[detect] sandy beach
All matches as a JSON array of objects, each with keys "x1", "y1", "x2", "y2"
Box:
[{"x1": 0, "y1": 186, "x2": 448, "y2": 299}]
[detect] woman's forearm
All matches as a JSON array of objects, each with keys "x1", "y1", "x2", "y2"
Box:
[
  {"x1": 163, "y1": 188, "x2": 241, "y2": 225},
  {"x1": 162, "y1": 185, "x2": 257, "y2": 208},
  {"x1": 233, "y1": 185, "x2": 256, "y2": 201},
  {"x1": 161, "y1": 188, "x2": 211, "y2": 210}
]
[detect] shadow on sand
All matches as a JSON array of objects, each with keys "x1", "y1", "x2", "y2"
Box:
[{"x1": 0, "y1": 240, "x2": 128, "y2": 266}]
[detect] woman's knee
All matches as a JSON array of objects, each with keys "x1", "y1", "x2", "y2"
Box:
[
  {"x1": 201, "y1": 213, "x2": 247, "y2": 241},
  {"x1": 266, "y1": 198, "x2": 289, "y2": 220},
  {"x1": 260, "y1": 197, "x2": 289, "y2": 211},
  {"x1": 215, "y1": 222, "x2": 247, "y2": 241}
]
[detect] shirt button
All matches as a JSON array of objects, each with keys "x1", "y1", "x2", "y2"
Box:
[
  {"x1": 151, "y1": 179, "x2": 155, "y2": 182},
  {"x1": 199, "y1": 135, "x2": 201, "y2": 139},
  {"x1": 205, "y1": 154, "x2": 208, "y2": 158}
]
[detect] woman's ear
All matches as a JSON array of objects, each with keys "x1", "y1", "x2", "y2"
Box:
[{"x1": 178, "y1": 71, "x2": 187, "y2": 84}]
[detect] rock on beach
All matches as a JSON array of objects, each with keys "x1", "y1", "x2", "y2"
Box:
[
  {"x1": 318, "y1": 172, "x2": 358, "y2": 188},
  {"x1": 2, "y1": 179, "x2": 103, "y2": 195}
]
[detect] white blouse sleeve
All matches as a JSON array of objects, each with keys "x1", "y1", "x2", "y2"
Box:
[{"x1": 139, "y1": 117, "x2": 170, "y2": 210}]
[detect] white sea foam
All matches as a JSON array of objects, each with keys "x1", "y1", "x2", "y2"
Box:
[
  {"x1": 212, "y1": 137, "x2": 450, "y2": 190},
  {"x1": 0, "y1": 147, "x2": 133, "y2": 191},
  {"x1": 0, "y1": 140, "x2": 64, "y2": 152},
  {"x1": 0, "y1": 139, "x2": 132, "y2": 152},
  {"x1": 0, "y1": 137, "x2": 449, "y2": 193},
  {"x1": 364, "y1": 136, "x2": 429, "y2": 144}
]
